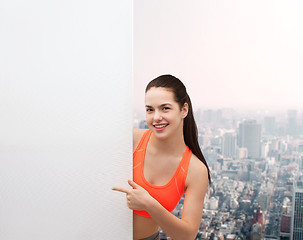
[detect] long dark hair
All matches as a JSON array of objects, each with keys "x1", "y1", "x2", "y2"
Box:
[{"x1": 146, "y1": 74, "x2": 211, "y2": 183}]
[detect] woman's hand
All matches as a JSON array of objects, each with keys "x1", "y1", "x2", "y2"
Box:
[{"x1": 112, "y1": 180, "x2": 153, "y2": 211}]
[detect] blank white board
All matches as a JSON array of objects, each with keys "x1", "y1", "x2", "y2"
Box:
[{"x1": 0, "y1": 0, "x2": 132, "y2": 239}]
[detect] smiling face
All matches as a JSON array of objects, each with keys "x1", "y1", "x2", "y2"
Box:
[{"x1": 145, "y1": 87, "x2": 188, "y2": 140}]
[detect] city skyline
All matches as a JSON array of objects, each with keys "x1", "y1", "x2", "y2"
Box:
[{"x1": 134, "y1": 107, "x2": 303, "y2": 239}]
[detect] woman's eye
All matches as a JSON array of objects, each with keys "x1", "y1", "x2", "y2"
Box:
[
  {"x1": 146, "y1": 108, "x2": 153, "y2": 112},
  {"x1": 163, "y1": 107, "x2": 170, "y2": 110}
]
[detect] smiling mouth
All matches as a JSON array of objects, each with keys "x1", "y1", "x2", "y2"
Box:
[{"x1": 154, "y1": 124, "x2": 168, "y2": 129}]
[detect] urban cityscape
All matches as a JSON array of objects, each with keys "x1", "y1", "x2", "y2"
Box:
[{"x1": 134, "y1": 108, "x2": 303, "y2": 240}]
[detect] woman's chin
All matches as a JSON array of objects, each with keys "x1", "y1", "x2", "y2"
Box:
[{"x1": 151, "y1": 127, "x2": 171, "y2": 140}]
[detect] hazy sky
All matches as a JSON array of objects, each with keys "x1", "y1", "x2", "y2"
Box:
[{"x1": 134, "y1": 0, "x2": 303, "y2": 113}]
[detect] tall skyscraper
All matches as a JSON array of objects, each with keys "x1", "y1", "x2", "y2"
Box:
[
  {"x1": 287, "y1": 110, "x2": 297, "y2": 136},
  {"x1": 291, "y1": 177, "x2": 303, "y2": 240},
  {"x1": 222, "y1": 132, "x2": 236, "y2": 158},
  {"x1": 238, "y1": 120, "x2": 261, "y2": 159}
]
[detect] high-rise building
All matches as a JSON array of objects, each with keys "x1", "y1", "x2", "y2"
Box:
[
  {"x1": 287, "y1": 110, "x2": 297, "y2": 136},
  {"x1": 280, "y1": 215, "x2": 291, "y2": 238},
  {"x1": 222, "y1": 132, "x2": 236, "y2": 158},
  {"x1": 238, "y1": 120, "x2": 261, "y2": 159},
  {"x1": 280, "y1": 197, "x2": 291, "y2": 238},
  {"x1": 258, "y1": 191, "x2": 270, "y2": 211},
  {"x1": 264, "y1": 116, "x2": 276, "y2": 135},
  {"x1": 299, "y1": 156, "x2": 303, "y2": 171},
  {"x1": 291, "y1": 176, "x2": 303, "y2": 240}
]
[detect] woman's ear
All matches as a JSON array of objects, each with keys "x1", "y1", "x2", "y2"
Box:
[{"x1": 181, "y1": 103, "x2": 189, "y2": 119}]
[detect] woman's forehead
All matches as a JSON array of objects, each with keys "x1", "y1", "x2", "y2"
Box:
[{"x1": 145, "y1": 87, "x2": 176, "y2": 104}]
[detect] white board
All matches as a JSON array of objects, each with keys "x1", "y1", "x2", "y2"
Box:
[{"x1": 0, "y1": 0, "x2": 132, "y2": 239}]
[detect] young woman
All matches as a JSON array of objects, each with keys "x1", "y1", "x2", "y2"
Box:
[{"x1": 113, "y1": 75, "x2": 210, "y2": 240}]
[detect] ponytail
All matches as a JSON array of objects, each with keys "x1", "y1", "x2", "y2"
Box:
[{"x1": 184, "y1": 95, "x2": 211, "y2": 183}]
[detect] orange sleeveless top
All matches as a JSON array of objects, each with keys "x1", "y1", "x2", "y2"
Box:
[{"x1": 133, "y1": 130, "x2": 192, "y2": 218}]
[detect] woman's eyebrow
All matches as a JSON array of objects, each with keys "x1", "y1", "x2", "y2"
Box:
[
  {"x1": 160, "y1": 103, "x2": 172, "y2": 107},
  {"x1": 145, "y1": 103, "x2": 172, "y2": 108}
]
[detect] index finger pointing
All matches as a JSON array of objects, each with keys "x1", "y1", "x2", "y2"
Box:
[
  {"x1": 128, "y1": 179, "x2": 141, "y2": 189},
  {"x1": 112, "y1": 187, "x2": 131, "y2": 194}
]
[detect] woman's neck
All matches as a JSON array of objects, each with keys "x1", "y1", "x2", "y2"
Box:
[{"x1": 149, "y1": 128, "x2": 186, "y2": 155}]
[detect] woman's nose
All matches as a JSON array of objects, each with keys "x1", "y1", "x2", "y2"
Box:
[{"x1": 154, "y1": 110, "x2": 163, "y2": 121}]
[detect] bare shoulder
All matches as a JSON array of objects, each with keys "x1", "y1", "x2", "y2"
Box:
[
  {"x1": 133, "y1": 128, "x2": 148, "y2": 152},
  {"x1": 185, "y1": 154, "x2": 209, "y2": 191}
]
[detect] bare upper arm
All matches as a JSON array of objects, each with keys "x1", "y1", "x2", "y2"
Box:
[
  {"x1": 133, "y1": 128, "x2": 148, "y2": 152},
  {"x1": 181, "y1": 155, "x2": 209, "y2": 231}
]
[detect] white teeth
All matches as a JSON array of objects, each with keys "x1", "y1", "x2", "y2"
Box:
[{"x1": 155, "y1": 124, "x2": 167, "y2": 128}]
